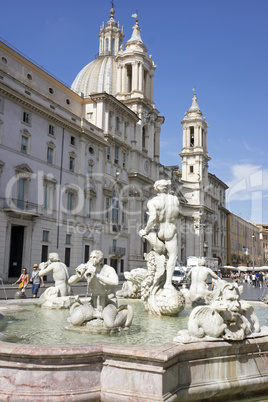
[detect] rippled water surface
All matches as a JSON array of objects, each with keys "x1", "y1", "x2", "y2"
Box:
[{"x1": 0, "y1": 300, "x2": 267, "y2": 346}]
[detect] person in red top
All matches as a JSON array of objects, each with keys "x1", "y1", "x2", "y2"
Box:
[{"x1": 12, "y1": 267, "x2": 29, "y2": 295}]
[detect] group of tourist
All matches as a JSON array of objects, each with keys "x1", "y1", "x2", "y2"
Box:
[
  {"x1": 12, "y1": 264, "x2": 45, "y2": 297},
  {"x1": 231, "y1": 271, "x2": 268, "y2": 287}
]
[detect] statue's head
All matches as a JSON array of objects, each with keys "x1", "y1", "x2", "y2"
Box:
[
  {"x1": 90, "y1": 250, "x2": 103, "y2": 266},
  {"x1": 48, "y1": 252, "x2": 60, "y2": 262},
  {"x1": 154, "y1": 180, "x2": 171, "y2": 194},
  {"x1": 198, "y1": 258, "x2": 206, "y2": 266}
]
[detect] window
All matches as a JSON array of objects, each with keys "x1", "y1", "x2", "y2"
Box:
[
  {"x1": 20, "y1": 136, "x2": 28, "y2": 154},
  {"x1": 105, "y1": 197, "x2": 110, "y2": 222},
  {"x1": 86, "y1": 198, "x2": 91, "y2": 218},
  {"x1": 190, "y1": 126, "x2": 194, "y2": 147},
  {"x1": 87, "y1": 112, "x2": 93, "y2": 120},
  {"x1": 111, "y1": 38, "x2": 115, "y2": 55},
  {"x1": 88, "y1": 164, "x2": 93, "y2": 177},
  {"x1": 84, "y1": 245, "x2": 90, "y2": 263},
  {"x1": 106, "y1": 38, "x2": 109, "y2": 55},
  {"x1": 17, "y1": 178, "x2": 26, "y2": 209},
  {"x1": 65, "y1": 247, "x2": 71, "y2": 267},
  {"x1": 66, "y1": 234, "x2": 71, "y2": 245},
  {"x1": 67, "y1": 192, "x2": 74, "y2": 212},
  {"x1": 124, "y1": 122, "x2": 127, "y2": 137},
  {"x1": 120, "y1": 259, "x2": 124, "y2": 273},
  {"x1": 22, "y1": 111, "x2": 31, "y2": 125},
  {"x1": 189, "y1": 165, "x2": 194, "y2": 174},
  {"x1": 122, "y1": 203, "x2": 126, "y2": 226},
  {"x1": 44, "y1": 185, "x2": 52, "y2": 209},
  {"x1": 42, "y1": 230, "x2": 49, "y2": 242},
  {"x1": 89, "y1": 146, "x2": 94, "y2": 155},
  {"x1": 47, "y1": 147, "x2": 53, "y2": 164},
  {"x1": 122, "y1": 151, "x2": 126, "y2": 168},
  {"x1": 69, "y1": 157, "x2": 75, "y2": 172},
  {"x1": 115, "y1": 117, "x2": 120, "y2": 131},
  {"x1": 107, "y1": 146, "x2": 111, "y2": 160},
  {"x1": 108, "y1": 111, "x2": 112, "y2": 127},
  {"x1": 48, "y1": 124, "x2": 55, "y2": 136},
  {"x1": 41, "y1": 245, "x2": 48, "y2": 265},
  {"x1": 114, "y1": 146, "x2": 119, "y2": 164},
  {"x1": 70, "y1": 136, "x2": 76, "y2": 146},
  {"x1": 112, "y1": 190, "x2": 119, "y2": 224}
]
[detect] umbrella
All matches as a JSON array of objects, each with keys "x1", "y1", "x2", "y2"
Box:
[
  {"x1": 221, "y1": 265, "x2": 237, "y2": 270},
  {"x1": 237, "y1": 266, "x2": 247, "y2": 272}
]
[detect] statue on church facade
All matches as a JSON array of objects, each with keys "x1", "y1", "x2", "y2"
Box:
[
  {"x1": 139, "y1": 180, "x2": 185, "y2": 316},
  {"x1": 67, "y1": 250, "x2": 133, "y2": 332}
]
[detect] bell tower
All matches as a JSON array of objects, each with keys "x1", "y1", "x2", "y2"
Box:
[
  {"x1": 180, "y1": 92, "x2": 210, "y2": 185},
  {"x1": 115, "y1": 16, "x2": 156, "y2": 105}
]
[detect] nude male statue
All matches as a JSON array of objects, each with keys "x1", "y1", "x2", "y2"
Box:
[
  {"x1": 39, "y1": 252, "x2": 71, "y2": 297},
  {"x1": 187, "y1": 259, "x2": 220, "y2": 305},
  {"x1": 139, "y1": 179, "x2": 180, "y2": 289}
]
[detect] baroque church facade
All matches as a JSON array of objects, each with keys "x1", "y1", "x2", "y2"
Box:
[{"x1": 0, "y1": 8, "x2": 227, "y2": 282}]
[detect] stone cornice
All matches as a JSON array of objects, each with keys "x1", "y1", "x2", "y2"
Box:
[{"x1": 0, "y1": 81, "x2": 107, "y2": 147}]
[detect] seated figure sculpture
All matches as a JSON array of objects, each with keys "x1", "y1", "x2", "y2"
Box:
[
  {"x1": 138, "y1": 180, "x2": 185, "y2": 316},
  {"x1": 187, "y1": 259, "x2": 220, "y2": 305},
  {"x1": 38, "y1": 252, "x2": 75, "y2": 308},
  {"x1": 67, "y1": 250, "x2": 133, "y2": 331}
]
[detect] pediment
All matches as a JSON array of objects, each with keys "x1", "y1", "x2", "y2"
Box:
[{"x1": 14, "y1": 164, "x2": 34, "y2": 174}]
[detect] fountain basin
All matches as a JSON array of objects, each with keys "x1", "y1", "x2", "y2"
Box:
[
  {"x1": 1, "y1": 299, "x2": 268, "y2": 400},
  {"x1": 1, "y1": 336, "x2": 268, "y2": 401}
]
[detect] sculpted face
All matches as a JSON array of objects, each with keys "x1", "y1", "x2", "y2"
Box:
[
  {"x1": 90, "y1": 250, "x2": 103, "y2": 266},
  {"x1": 222, "y1": 287, "x2": 241, "y2": 321}
]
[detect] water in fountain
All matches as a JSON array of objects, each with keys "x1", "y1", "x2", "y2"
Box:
[{"x1": 0, "y1": 299, "x2": 268, "y2": 346}]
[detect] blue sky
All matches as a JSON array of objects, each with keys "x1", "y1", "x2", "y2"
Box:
[{"x1": 1, "y1": 0, "x2": 268, "y2": 223}]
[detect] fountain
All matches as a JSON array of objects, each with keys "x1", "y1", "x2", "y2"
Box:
[{"x1": 1, "y1": 181, "x2": 268, "y2": 401}]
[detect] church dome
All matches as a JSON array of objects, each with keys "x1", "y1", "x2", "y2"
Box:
[
  {"x1": 71, "y1": 55, "x2": 118, "y2": 96},
  {"x1": 71, "y1": 8, "x2": 123, "y2": 97}
]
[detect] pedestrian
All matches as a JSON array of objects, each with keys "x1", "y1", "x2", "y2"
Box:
[
  {"x1": 30, "y1": 264, "x2": 45, "y2": 298},
  {"x1": 259, "y1": 272, "x2": 263, "y2": 288},
  {"x1": 12, "y1": 267, "x2": 29, "y2": 296},
  {"x1": 252, "y1": 272, "x2": 256, "y2": 287},
  {"x1": 255, "y1": 272, "x2": 260, "y2": 287}
]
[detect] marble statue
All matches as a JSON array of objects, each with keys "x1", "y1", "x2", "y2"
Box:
[
  {"x1": 138, "y1": 180, "x2": 185, "y2": 316},
  {"x1": 187, "y1": 259, "x2": 220, "y2": 305},
  {"x1": 174, "y1": 280, "x2": 265, "y2": 343},
  {"x1": 67, "y1": 250, "x2": 133, "y2": 332},
  {"x1": 116, "y1": 268, "x2": 148, "y2": 298},
  {"x1": 38, "y1": 252, "x2": 75, "y2": 308},
  {"x1": 139, "y1": 180, "x2": 179, "y2": 290}
]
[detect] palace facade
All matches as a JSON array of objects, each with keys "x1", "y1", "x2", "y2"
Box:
[{"x1": 0, "y1": 8, "x2": 228, "y2": 281}]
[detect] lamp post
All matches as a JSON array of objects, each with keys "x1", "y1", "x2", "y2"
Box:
[{"x1": 252, "y1": 234, "x2": 255, "y2": 270}]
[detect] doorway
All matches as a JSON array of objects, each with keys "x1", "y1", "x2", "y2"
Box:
[
  {"x1": 110, "y1": 258, "x2": 118, "y2": 273},
  {"x1": 8, "y1": 225, "x2": 25, "y2": 278}
]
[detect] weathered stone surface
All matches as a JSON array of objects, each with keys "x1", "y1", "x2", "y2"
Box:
[{"x1": 1, "y1": 337, "x2": 268, "y2": 401}]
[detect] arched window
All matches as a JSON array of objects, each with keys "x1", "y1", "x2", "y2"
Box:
[
  {"x1": 111, "y1": 39, "x2": 115, "y2": 55},
  {"x1": 105, "y1": 38, "x2": 109, "y2": 55}
]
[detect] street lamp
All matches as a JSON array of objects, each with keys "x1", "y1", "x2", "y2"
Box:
[{"x1": 252, "y1": 234, "x2": 255, "y2": 270}]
